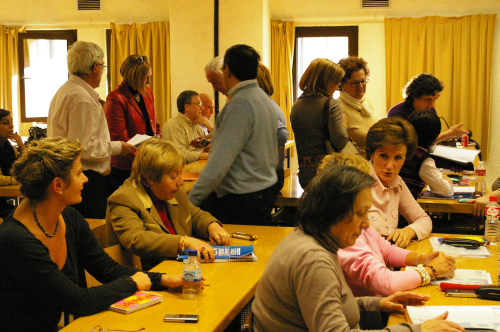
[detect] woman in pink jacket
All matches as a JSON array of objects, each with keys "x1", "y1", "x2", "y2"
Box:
[{"x1": 106, "y1": 55, "x2": 161, "y2": 192}]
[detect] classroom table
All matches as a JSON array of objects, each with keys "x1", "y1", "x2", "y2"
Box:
[
  {"x1": 0, "y1": 184, "x2": 22, "y2": 197},
  {"x1": 275, "y1": 170, "x2": 302, "y2": 207},
  {"x1": 60, "y1": 224, "x2": 293, "y2": 332},
  {"x1": 387, "y1": 233, "x2": 499, "y2": 327}
]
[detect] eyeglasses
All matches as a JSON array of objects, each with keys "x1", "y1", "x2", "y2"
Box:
[
  {"x1": 345, "y1": 78, "x2": 369, "y2": 87},
  {"x1": 188, "y1": 102, "x2": 203, "y2": 107},
  {"x1": 97, "y1": 63, "x2": 107, "y2": 71},
  {"x1": 135, "y1": 56, "x2": 147, "y2": 64},
  {"x1": 91, "y1": 326, "x2": 145, "y2": 332}
]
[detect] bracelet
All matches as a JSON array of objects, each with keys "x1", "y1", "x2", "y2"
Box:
[
  {"x1": 180, "y1": 235, "x2": 188, "y2": 252},
  {"x1": 415, "y1": 253, "x2": 424, "y2": 266},
  {"x1": 415, "y1": 264, "x2": 431, "y2": 286},
  {"x1": 428, "y1": 265, "x2": 438, "y2": 281}
]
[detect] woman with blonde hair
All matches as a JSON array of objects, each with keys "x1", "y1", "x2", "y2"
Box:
[
  {"x1": 291, "y1": 58, "x2": 349, "y2": 188},
  {"x1": 106, "y1": 55, "x2": 162, "y2": 192},
  {"x1": 106, "y1": 139, "x2": 229, "y2": 270},
  {"x1": 0, "y1": 137, "x2": 184, "y2": 332}
]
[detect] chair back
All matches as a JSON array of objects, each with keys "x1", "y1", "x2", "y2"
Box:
[{"x1": 85, "y1": 244, "x2": 142, "y2": 287}]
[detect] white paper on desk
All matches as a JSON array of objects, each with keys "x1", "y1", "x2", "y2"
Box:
[
  {"x1": 429, "y1": 237, "x2": 492, "y2": 258},
  {"x1": 127, "y1": 134, "x2": 153, "y2": 147},
  {"x1": 407, "y1": 306, "x2": 500, "y2": 329},
  {"x1": 426, "y1": 185, "x2": 476, "y2": 194},
  {"x1": 431, "y1": 145, "x2": 480, "y2": 163},
  {"x1": 405, "y1": 267, "x2": 491, "y2": 285}
]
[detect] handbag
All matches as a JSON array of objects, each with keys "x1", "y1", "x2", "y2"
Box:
[{"x1": 322, "y1": 97, "x2": 361, "y2": 156}]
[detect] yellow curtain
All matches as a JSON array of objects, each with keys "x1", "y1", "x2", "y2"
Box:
[
  {"x1": 0, "y1": 25, "x2": 28, "y2": 133},
  {"x1": 385, "y1": 15, "x2": 496, "y2": 159},
  {"x1": 110, "y1": 22, "x2": 171, "y2": 127},
  {"x1": 271, "y1": 20, "x2": 295, "y2": 139}
]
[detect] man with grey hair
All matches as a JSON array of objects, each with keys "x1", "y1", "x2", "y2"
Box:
[
  {"x1": 205, "y1": 56, "x2": 228, "y2": 96},
  {"x1": 48, "y1": 41, "x2": 135, "y2": 218}
]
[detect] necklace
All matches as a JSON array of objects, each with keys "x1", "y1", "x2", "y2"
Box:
[
  {"x1": 29, "y1": 200, "x2": 59, "y2": 238},
  {"x1": 133, "y1": 93, "x2": 141, "y2": 103}
]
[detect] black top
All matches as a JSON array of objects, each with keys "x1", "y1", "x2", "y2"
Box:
[
  {"x1": 0, "y1": 140, "x2": 16, "y2": 176},
  {"x1": 128, "y1": 84, "x2": 153, "y2": 136},
  {"x1": 0, "y1": 206, "x2": 164, "y2": 332}
]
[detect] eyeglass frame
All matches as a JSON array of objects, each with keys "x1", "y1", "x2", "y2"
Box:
[
  {"x1": 343, "y1": 78, "x2": 369, "y2": 87},
  {"x1": 96, "y1": 62, "x2": 107, "y2": 71},
  {"x1": 188, "y1": 102, "x2": 203, "y2": 107},
  {"x1": 135, "y1": 56, "x2": 148, "y2": 64},
  {"x1": 91, "y1": 325, "x2": 145, "y2": 332}
]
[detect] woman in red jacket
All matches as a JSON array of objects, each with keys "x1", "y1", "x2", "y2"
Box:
[{"x1": 106, "y1": 55, "x2": 161, "y2": 192}]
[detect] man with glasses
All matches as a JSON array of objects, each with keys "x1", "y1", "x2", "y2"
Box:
[
  {"x1": 162, "y1": 90, "x2": 209, "y2": 163},
  {"x1": 198, "y1": 93, "x2": 215, "y2": 135},
  {"x1": 387, "y1": 73, "x2": 468, "y2": 144},
  {"x1": 47, "y1": 41, "x2": 135, "y2": 219}
]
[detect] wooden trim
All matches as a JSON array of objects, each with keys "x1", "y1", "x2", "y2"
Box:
[{"x1": 18, "y1": 30, "x2": 77, "y2": 123}]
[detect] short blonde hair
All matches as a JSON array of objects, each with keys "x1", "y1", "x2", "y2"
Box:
[
  {"x1": 256, "y1": 63, "x2": 274, "y2": 96},
  {"x1": 317, "y1": 152, "x2": 370, "y2": 175},
  {"x1": 131, "y1": 139, "x2": 186, "y2": 187},
  {"x1": 11, "y1": 137, "x2": 82, "y2": 202},
  {"x1": 366, "y1": 117, "x2": 418, "y2": 160},
  {"x1": 120, "y1": 55, "x2": 151, "y2": 94},
  {"x1": 299, "y1": 58, "x2": 344, "y2": 96}
]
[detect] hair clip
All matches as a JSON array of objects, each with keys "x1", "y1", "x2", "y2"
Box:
[{"x1": 38, "y1": 151, "x2": 46, "y2": 161}]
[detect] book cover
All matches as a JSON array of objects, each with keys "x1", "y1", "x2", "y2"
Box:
[
  {"x1": 109, "y1": 291, "x2": 163, "y2": 314},
  {"x1": 177, "y1": 245, "x2": 258, "y2": 262}
]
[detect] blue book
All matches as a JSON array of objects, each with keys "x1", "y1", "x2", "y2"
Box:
[{"x1": 177, "y1": 245, "x2": 257, "y2": 262}]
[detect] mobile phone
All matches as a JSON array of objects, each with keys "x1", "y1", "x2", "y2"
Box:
[
  {"x1": 164, "y1": 314, "x2": 199, "y2": 323},
  {"x1": 445, "y1": 289, "x2": 478, "y2": 298}
]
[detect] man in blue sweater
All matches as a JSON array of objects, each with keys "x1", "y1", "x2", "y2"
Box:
[{"x1": 188, "y1": 44, "x2": 278, "y2": 226}]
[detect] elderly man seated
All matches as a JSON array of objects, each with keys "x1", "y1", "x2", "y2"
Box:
[{"x1": 162, "y1": 90, "x2": 209, "y2": 164}]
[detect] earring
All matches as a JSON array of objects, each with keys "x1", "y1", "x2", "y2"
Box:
[{"x1": 59, "y1": 191, "x2": 63, "y2": 195}]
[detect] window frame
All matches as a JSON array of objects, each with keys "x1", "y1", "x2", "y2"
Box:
[
  {"x1": 293, "y1": 26, "x2": 359, "y2": 100},
  {"x1": 18, "y1": 30, "x2": 77, "y2": 123}
]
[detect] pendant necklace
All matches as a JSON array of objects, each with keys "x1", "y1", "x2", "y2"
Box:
[{"x1": 29, "y1": 200, "x2": 59, "y2": 238}]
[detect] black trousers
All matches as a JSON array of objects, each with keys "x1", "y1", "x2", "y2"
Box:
[
  {"x1": 203, "y1": 184, "x2": 278, "y2": 226},
  {"x1": 109, "y1": 167, "x2": 131, "y2": 194},
  {"x1": 72, "y1": 170, "x2": 106, "y2": 219}
]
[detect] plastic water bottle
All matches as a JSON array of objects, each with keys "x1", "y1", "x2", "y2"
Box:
[
  {"x1": 183, "y1": 249, "x2": 202, "y2": 299},
  {"x1": 485, "y1": 196, "x2": 500, "y2": 244},
  {"x1": 474, "y1": 161, "x2": 486, "y2": 198}
]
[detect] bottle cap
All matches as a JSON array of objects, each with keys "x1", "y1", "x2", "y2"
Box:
[
  {"x1": 187, "y1": 249, "x2": 198, "y2": 256},
  {"x1": 489, "y1": 196, "x2": 498, "y2": 202}
]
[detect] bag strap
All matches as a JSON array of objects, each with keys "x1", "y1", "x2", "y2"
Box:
[{"x1": 322, "y1": 97, "x2": 331, "y2": 140}]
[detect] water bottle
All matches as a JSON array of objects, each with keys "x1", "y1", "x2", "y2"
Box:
[
  {"x1": 474, "y1": 161, "x2": 486, "y2": 198},
  {"x1": 183, "y1": 249, "x2": 202, "y2": 299},
  {"x1": 485, "y1": 196, "x2": 500, "y2": 244}
]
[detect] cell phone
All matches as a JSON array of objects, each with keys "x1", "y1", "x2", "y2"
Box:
[
  {"x1": 199, "y1": 138, "x2": 211, "y2": 147},
  {"x1": 445, "y1": 289, "x2": 478, "y2": 298},
  {"x1": 164, "y1": 314, "x2": 199, "y2": 323}
]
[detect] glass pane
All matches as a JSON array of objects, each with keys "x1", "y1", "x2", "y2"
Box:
[
  {"x1": 24, "y1": 39, "x2": 68, "y2": 119},
  {"x1": 296, "y1": 36, "x2": 349, "y2": 99}
]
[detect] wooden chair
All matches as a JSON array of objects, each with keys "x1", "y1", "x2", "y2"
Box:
[{"x1": 85, "y1": 244, "x2": 142, "y2": 287}]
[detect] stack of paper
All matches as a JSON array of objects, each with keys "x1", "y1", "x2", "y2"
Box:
[
  {"x1": 407, "y1": 306, "x2": 500, "y2": 328},
  {"x1": 127, "y1": 134, "x2": 153, "y2": 147},
  {"x1": 429, "y1": 237, "x2": 492, "y2": 258}
]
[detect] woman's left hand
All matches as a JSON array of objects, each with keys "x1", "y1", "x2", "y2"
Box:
[
  {"x1": 208, "y1": 222, "x2": 230, "y2": 246},
  {"x1": 380, "y1": 291, "x2": 430, "y2": 313},
  {"x1": 8, "y1": 132, "x2": 25, "y2": 153},
  {"x1": 387, "y1": 227, "x2": 416, "y2": 248}
]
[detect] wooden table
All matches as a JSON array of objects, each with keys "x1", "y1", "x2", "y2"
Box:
[
  {"x1": 182, "y1": 160, "x2": 207, "y2": 193},
  {"x1": 61, "y1": 224, "x2": 293, "y2": 332},
  {"x1": 284, "y1": 140, "x2": 295, "y2": 169},
  {"x1": 388, "y1": 234, "x2": 499, "y2": 327},
  {"x1": 0, "y1": 184, "x2": 22, "y2": 197},
  {"x1": 275, "y1": 170, "x2": 302, "y2": 207},
  {"x1": 417, "y1": 198, "x2": 474, "y2": 214}
]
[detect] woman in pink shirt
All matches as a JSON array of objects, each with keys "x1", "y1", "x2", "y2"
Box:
[
  {"x1": 319, "y1": 152, "x2": 456, "y2": 297},
  {"x1": 365, "y1": 117, "x2": 432, "y2": 248}
]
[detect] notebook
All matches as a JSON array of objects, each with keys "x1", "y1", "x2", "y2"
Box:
[
  {"x1": 407, "y1": 306, "x2": 500, "y2": 329},
  {"x1": 109, "y1": 291, "x2": 163, "y2": 314}
]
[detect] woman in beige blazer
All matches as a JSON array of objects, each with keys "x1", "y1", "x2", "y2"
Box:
[{"x1": 106, "y1": 139, "x2": 229, "y2": 270}]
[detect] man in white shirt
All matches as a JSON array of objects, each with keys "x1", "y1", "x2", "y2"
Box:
[
  {"x1": 162, "y1": 90, "x2": 209, "y2": 163},
  {"x1": 204, "y1": 56, "x2": 228, "y2": 97},
  {"x1": 198, "y1": 93, "x2": 215, "y2": 135},
  {"x1": 47, "y1": 41, "x2": 135, "y2": 218}
]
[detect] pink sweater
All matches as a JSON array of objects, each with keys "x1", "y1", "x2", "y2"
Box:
[{"x1": 338, "y1": 226, "x2": 422, "y2": 297}]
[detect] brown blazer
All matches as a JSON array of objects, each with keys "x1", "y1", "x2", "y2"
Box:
[{"x1": 106, "y1": 178, "x2": 217, "y2": 270}]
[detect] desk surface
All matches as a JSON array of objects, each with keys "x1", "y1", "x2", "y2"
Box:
[
  {"x1": 61, "y1": 224, "x2": 292, "y2": 332},
  {"x1": 388, "y1": 234, "x2": 499, "y2": 327},
  {"x1": 0, "y1": 184, "x2": 22, "y2": 197},
  {"x1": 276, "y1": 170, "x2": 302, "y2": 206}
]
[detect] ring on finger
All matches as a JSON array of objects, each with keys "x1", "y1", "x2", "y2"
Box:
[{"x1": 200, "y1": 247, "x2": 205, "y2": 252}]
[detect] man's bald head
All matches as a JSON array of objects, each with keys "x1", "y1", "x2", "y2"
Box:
[{"x1": 199, "y1": 93, "x2": 215, "y2": 119}]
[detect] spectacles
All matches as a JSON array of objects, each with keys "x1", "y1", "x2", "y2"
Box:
[
  {"x1": 135, "y1": 56, "x2": 147, "y2": 64},
  {"x1": 188, "y1": 102, "x2": 203, "y2": 107},
  {"x1": 91, "y1": 326, "x2": 145, "y2": 332},
  {"x1": 345, "y1": 78, "x2": 369, "y2": 87},
  {"x1": 97, "y1": 63, "x2": 107, "y2": 71}
]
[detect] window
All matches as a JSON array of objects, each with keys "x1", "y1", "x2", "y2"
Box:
[
  {"x1": 18, "y1": 30, "x2": 77, "y2": 122},
  {"x1": 293, "y1": 26, "x2": 358, "y2": 100}
]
